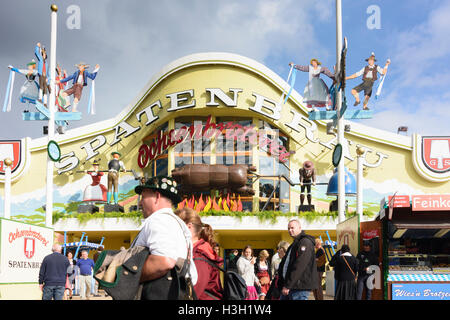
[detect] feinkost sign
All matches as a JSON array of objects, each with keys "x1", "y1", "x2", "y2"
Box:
[
  {"x1": 412, "y1": 194, "x2": 450, "y2": 211},
  {"x1": 0, "y1": 219, "x2": 53, "y2": 284}
]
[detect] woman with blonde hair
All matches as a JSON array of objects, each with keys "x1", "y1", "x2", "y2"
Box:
[
  {"x1": 254, "y1": 249, "x2": 272, "y2": 299},
  {"x1": 175, "y1": 207, "x2": 223, "y2": 300}
]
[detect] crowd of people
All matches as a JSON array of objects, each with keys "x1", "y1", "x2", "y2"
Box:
[
  {"x1": 39, "y1": 175, "x2": 379, "y2": 301},
  {"x1": 38, "y1": 244, "x2": 103, "y2": 300}
]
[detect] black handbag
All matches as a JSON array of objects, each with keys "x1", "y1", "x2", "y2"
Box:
[
  {"x1": 93, "y1": 246, "x2": 149, "y2": 300},
  {"x1": 141, "y1": 256, "x2": 197, "y2": 300}
]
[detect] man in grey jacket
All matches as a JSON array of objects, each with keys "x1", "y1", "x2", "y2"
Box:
[{"x1": 278, "y1": 219, "x2": 318, "y2": 300}]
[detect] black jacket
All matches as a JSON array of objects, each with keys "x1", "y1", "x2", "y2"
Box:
[
  {"x1": 277, "y1": 231, "x2": 319, "y2": 290},
  {"x1": 330, "y1": 251, "x2": 358, "y2": 281},
  {"x1": 226, "y1": 254, "x2": 239, "y2": 273},
  {"x1": 356, "y1": 250, "x2": 378, "y2": 276}
]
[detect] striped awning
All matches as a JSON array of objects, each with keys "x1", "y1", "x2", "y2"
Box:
[
  {"x1": 62, "y1": 241, "x2": 104, "y2": 249},
  {"x1": 388, "y1": 273, "x2": 450, "y2": 282}
]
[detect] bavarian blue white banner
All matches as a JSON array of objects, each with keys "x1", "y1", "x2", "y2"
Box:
[
  {"x1": 388, "y1": 273, "x2": 450, "y2": 282},
  {"x1": 283, "y1": 68, "x2": 297, "y2": 104}
]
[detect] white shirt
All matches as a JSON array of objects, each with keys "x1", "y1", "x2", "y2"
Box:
[
  {"x1": 355, "y1": 65, "x2": 384, "y2": 79},
  {"x1": 77, "y1": 72, "x2": 84, "y2": 84},
  {"x1": 108, "y1": 160, "x2": 125, "y2": 172},
  {"x1": 236, "y1": 256, "x2": 259, "y2": 286},
  {"x1": 134, "y1": 207, "x2": 198, "y2": 285}
]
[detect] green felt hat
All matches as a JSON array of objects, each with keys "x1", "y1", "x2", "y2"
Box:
[
  {"x1": 111, "y1": 151, "x2": 121, "y2": 157},
  {"x1": 27, "y1": 60, "x2": 36, "y2": 66},
  {"x1": 134, "y1": 175, "x2": 181, "y2": 204}
]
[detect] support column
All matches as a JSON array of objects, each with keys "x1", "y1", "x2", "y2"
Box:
[{"x1": 3, "y1": 158, "x2": 13, "y2": 219}]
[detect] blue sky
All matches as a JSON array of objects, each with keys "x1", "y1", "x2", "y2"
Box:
[{"x1": 1, "y1": 0, "x2": 449, "y2": 140}]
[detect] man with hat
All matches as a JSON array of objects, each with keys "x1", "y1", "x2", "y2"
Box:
[
  {"x1": 57, "y1": 61, "x2": 100, "y2": 112},
  {"x1": 356, "y1": 240, "x2": 379, "y2": 300},
  {"x1": 35, "y1": 42, "x2": 50, "y2": 104},
  {"x1": 299, "y1": 160, "x2": 316, "y2": 208},
  {"x1": 107, "y1": 151, "x2": 125, "y2": 204},
  {"x1": 346, "y1": 52, "x2": 390, "y2": 110},
  {"x1": 134, "y1": 176, "x2": 198, "y2": 299}
]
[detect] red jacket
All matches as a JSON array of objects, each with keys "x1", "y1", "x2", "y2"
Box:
[{"x1": 193, "y1": 239, "x2": 224, "y2": 300}]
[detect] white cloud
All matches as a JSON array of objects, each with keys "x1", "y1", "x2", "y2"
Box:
[{"x1": 363, "y1": 178, "x2": 425, "y2": 196}]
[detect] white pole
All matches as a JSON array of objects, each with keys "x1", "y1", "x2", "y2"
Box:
[
  {"x1": 336, "y1": 0, "x2": 345, "y2": 222},
  {"x1": 46, "y1": 5, "x2": 58, "y2": 228},
  {"x1": 356, "y1": 147, "x2": 364, "y2": 220},
  {"x1": 3, "y1": 158, "x2": 12, "y2": 219}
]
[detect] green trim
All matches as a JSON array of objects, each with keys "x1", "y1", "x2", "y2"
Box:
[
  {"x1": 47, "y1": 140, "x2": 61, "y2": 162},
  {"x1": 0, "y1": 217, "x2": 53, "y2": 230},
  {"x1": 332, "y1": 143, "x2": 343, "y2": 167},
  {"x1": 93, "y1": 250, "x2": 123, "y2": 288}
]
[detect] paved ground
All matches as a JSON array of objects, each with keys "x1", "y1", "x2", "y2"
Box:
[{"x1": 69, "y1": 290, "x2": 333, "y2": 300}]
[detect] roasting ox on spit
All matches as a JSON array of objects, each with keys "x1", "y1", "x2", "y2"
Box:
[{"x1": 171, "y1": 164, "x2": 256, "y2": 195}]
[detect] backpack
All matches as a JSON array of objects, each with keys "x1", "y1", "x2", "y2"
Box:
[{"x1": 194, "y1": 257, "x2": 247, "y2": 300}]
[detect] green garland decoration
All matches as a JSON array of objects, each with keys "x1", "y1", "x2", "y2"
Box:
[{"x1": 53, "y1": 209, "x2": 375, "y2": 225}]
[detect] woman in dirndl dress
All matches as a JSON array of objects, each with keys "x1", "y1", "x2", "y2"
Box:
[
  {"x1": 291, "y1": 58, "x2": 335, "y2": 111},
  {"x1": 9, "y1": 60, "x2": 39, "y2": 105},
  {"x1": 254, "y1": 250, "x2": 272, "y2": 299},
  {"x1": 237, "y1": 245, "x2": 260, "y2": 300}
]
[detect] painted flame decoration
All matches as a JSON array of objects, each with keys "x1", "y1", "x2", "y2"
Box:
[{"x1": 177, "y1": 194, "x2": 243, "y2": 212}]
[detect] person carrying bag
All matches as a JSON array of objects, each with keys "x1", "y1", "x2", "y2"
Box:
[{"x1": 94, "y1": 176, "x2": 198, "y2": 300}]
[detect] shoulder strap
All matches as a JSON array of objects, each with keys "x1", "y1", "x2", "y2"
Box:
[
  {"x1": 130, "y1": 229, "x2": 143, "y2": 248},
  {"x1": 159, "y1": 211, "x2": 191, "y2": 261},
  {"x1": 194, "y1": 257, "x2": 226, "y2": 274},
  {"x1": 342, "y1": 256, "x2": 356, "y2": 279}
]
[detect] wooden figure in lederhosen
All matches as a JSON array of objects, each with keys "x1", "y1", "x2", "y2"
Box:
[
  {"x1": 107, "y1": 152, "x2": 125, "y2": 204},
  {"x1": 346, "y1": 52, "x2": 390, "y2": 110},
  {"x1": 299, "y1": 161, "x2": 316, "y2": 207}
]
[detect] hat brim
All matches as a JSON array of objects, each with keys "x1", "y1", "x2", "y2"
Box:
[
  {"x1": 365, "y1": 58, "x2": 377, "y2": 61},
  {"x1": 134, "y1": 185, "x2": 182, "y2": 205}
]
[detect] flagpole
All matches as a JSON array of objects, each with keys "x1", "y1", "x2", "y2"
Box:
[
  {"x1": 336, "y1": 0, "x2": 346, "y2": 223},
  {"x1": 45, "y1": 4, "x2": 58, "y2": 227},
  {"x1": 3, "y1": 158, "x2": 12, "y2": 219}
]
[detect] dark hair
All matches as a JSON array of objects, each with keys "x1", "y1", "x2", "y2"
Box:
[
  {"x1": 243, "y1": 245, "x2": 253, "y2": 256},
  {"x1": 341, "y1": 244, "x2": 350, "y2": 253},
  {"x1": 175, "y1": 208, "x2": 215, "y2": 247}
]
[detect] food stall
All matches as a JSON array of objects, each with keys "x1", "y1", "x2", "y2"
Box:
[{"x1": 379, "y1": 194, "x2": 450, "y2": 300}]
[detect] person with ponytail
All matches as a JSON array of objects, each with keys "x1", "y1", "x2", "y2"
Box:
[{"x1": 175, "y1": 208, "x2": 224, "y2": 300}]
